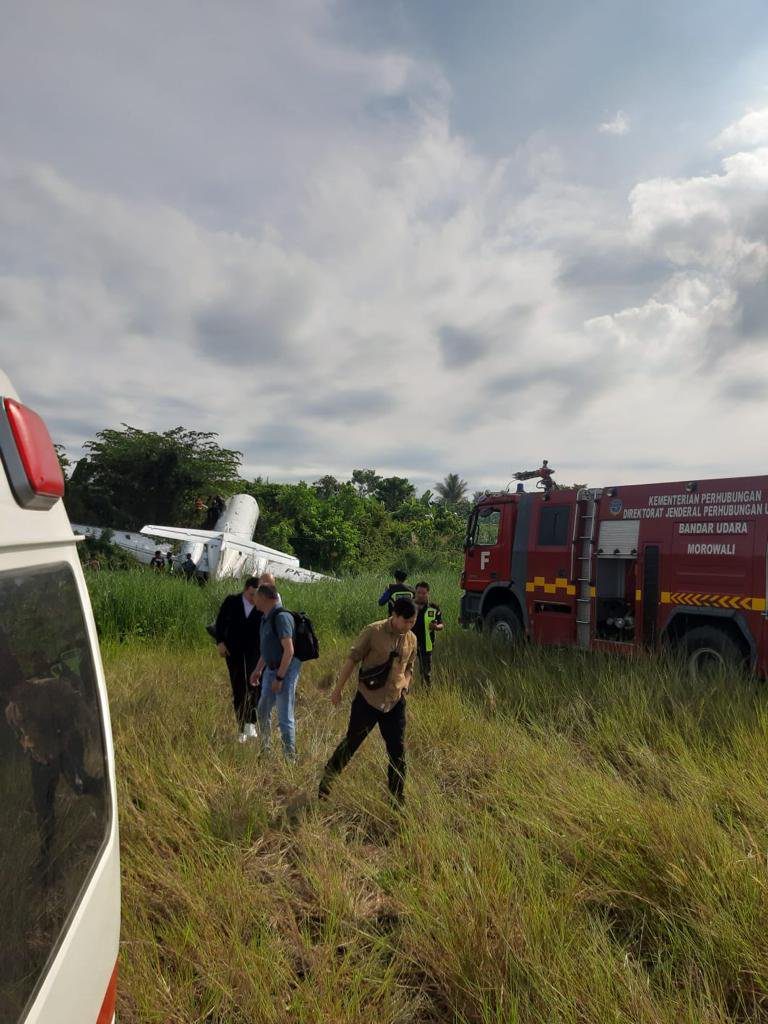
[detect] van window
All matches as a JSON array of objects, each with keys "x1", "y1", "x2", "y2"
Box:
[{"x1": 0, "y1": 564, "x2": 110, "y2": 1022}]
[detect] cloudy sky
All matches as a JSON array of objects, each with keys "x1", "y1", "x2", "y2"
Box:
[{"x1": 1, "y1": 0, "x2": 768, "y2": 494}]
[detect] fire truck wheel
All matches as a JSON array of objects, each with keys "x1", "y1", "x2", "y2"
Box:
[
  {"x1": 484, "y1": 606, "x2": 523, "y2": 645},
  {"x1": 683, "y1": 626, "x2": 745, "y2": 683}
]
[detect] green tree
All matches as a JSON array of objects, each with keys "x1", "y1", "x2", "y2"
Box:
[
  {"x1": 435, "y1": 472, "x2": 469, "y2": 507},
  {"x1": 312, "y1": 475, "x2": 342, "y2": 499},
  {"x1": 244, "y1": 479, "x2": 296, "y2": 553},
  {"x1": 351, "y1": 468, "x2": 382, "y2": 497},
  {"x1": 392, "y1": 498, "x2": 434, "y2": 523},
  {"x1": 54, "y1": 444, "x2": 71, "y2": 479},
  {"x1": 65, "y1": 425, "x2": 242, "y2": 530},
  {"x1": 374, "y1": 475, "x2": 416, "y2": 512}
]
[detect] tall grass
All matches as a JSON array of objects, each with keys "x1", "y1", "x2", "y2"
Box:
[
  {"x1": 94, "y1": 571, "x2": 768, "y2": 1023},
  {"x1": 86, "y1": 568, "x2": 460, "y2": 646}
]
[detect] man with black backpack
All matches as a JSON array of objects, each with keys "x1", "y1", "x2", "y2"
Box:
[{"x1": 249, "y1": 584, "x2": 319, "y2": 760}]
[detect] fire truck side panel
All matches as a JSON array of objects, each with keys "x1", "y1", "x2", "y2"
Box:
[
  {"x1": 609, "y1": 477, "x2": 767, "y2": 670},
  {"x1": 525, "y1": 496, "x2": 577, "y2": 645},
  {"x1": 601, "y1": 503, "x2": 672, "y2": 651},
  {"x1": 663, "y1": 502, "x2": 759, "y2": 665},
  {"x1": 761, "y1": 534, "x2": 768, "y2": 676},
  {"x1": 508, "y1": 493, "x2": 533, "y2": 631},
  {"x1": 464, "y1": 473, "x2": 768, "y2": 677}
]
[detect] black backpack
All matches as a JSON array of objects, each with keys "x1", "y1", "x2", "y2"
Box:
[{"x1": 272, "y1": 609, "x2": 320, "y2": 662}]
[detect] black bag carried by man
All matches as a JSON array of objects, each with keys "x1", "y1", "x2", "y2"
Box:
[
  {"x1": 358, "y1": 634, "x2": 404, "y2": 690},
  {"x1": 271, "y1": 609, "x2": 320, "y2": 662},
  {"x1": 358, "y1": 651, "x2": 398, "y2": 690}
]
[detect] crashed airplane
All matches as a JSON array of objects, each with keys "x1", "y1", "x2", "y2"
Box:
[
  {"x1": 71, "y1": 524, "x2": 172, "y2": 565},
  {"x1": 141, "y1": 493, "x2": 328, "y2": 582}
]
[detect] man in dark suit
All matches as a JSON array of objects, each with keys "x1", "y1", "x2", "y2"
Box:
[{"x1": 214, "y1": 576, "x2": 263, "y2": 742}]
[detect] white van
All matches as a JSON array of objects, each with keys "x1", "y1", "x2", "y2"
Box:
[{"x1": 0, "y1": 371, "x2": 120, "y2": 1023}]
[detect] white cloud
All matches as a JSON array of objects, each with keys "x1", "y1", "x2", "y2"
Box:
[
  {"x1": 714, "y1": 106, "x2": 768, "y2": 150},
  {"x1": 0, "y1": 12, "x2": 767, "y2": 496},
  {"x1": 598, "y1": 110, "x2": 630, "y2": 136},
  {"x1": 0, "y1": 101, "x2": 562, "y2": 484},
  {"x1": 580, "y1": 148, "x2": 767, "y2": 413}
]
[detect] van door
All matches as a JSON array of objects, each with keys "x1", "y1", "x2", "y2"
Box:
[{"x1": 0, "y1": 562, "x2": 118, "y2": 1024}]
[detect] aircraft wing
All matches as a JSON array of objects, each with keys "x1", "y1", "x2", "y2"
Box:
[
  {"x1": 141, "y1": 525, "x2": 300, "y2": 562},
  {"x1": 218, "y1": 535, "x2": 300, "y2": 565},
  {"x1": 140, "y1": 525, "x2": 223, "y2": 543}
]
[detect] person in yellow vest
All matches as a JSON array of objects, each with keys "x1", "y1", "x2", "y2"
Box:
[
  {"x1": 412, "y1": 581, "x2": 444, "y2": 686},
  {"x1": 377, "y1": 569, "x2": 414, "y2": 615}
]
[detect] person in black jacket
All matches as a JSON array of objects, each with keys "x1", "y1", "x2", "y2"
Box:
[
  {"x1": 377, "y1": 570, "x2": 415, "y2": 615},
  {"x1": 214, "y1": 576, "x2": 263, "y2": 742}
]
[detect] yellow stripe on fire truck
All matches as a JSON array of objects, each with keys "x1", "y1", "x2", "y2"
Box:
[
  {"x1": 526, "y1": 581, "x2": 766, "y2": 612},
  {"x1": 525, "y1": 576, "x2": 582, "y2": 597},
  {"x1": 660, "y1": 592, "x2": 766, "y2": 612}
]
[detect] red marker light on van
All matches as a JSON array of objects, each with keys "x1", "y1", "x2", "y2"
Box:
[
  {"x1": 96, "y1": 963, "x2": 118, "y2": 1024},
  {"x1": 0, "y1": 397, "x2": 65, "y2": 510}
]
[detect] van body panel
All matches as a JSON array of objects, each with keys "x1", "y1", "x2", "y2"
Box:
[{"x1": 0, "y1": 369, "x2": 120, "y2": 1024}]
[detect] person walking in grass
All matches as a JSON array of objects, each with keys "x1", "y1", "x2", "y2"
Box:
[
  {"x1": 181, "y1": 553, "x2": 197, "y2": 579},
  {"x1": 377, "y1": 569, "x2": 414, "y2": 615},
  {"x1": 249, "y1": 584, "x2": 301, "y2": 760},
  {"x1": 412, "y1": 581, "x2": 444, "y2": 687},
  {"x1": 214, "y1": 576, "x2": 262, "y2": 743},
  {"x1": 149, "y1": 549, "x2": 165, "y2": 571},
  {"x1": 319, "y1": 596, "x2": 417, "y2": 806},
  {"x1": 258, "y1": 571, "x2": 282, "y2": 604}
]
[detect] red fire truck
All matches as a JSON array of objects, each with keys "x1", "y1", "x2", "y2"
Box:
[{"x1": 460, "y1": 475, "x2": 768, "y2": 678}]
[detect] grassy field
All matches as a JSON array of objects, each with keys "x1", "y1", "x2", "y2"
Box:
[
  {"x1": 86, "y1": 568, "x2": 461, "y2": 647},
  {"x1": 98, "y1": 571, "x2": 768, "y2": 1023}
]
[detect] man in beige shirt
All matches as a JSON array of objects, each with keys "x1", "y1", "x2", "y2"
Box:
[{"x1": 319, "y1": 596, "x2": 418, "y2": 805}]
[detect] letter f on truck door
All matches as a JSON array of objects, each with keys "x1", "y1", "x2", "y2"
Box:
[{"x1": 465, "y1": 506, "x2": 505, "y2": 585}]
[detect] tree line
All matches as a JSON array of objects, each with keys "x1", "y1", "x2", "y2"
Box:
[{"x1": 60, "y1": 425, "x2": 476, "y2": 574}]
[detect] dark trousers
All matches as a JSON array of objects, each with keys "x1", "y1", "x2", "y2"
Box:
[
  {"x1": 417, "y1": 649, "x2": 432, "y2": 685},
  {"x1": 226, "y1": 654, "x2": 259, "y2": 729},
  {"x1": 320, "y1": 692, "x2": 407, "y2": 803},
  {"x1": 30, "y1": 756, "x2": 102, "y2": 884}
]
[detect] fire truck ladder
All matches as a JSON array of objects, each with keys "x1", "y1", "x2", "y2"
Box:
[{"x1": 572, "y1": 488, "x2": 602, "y2": 649}]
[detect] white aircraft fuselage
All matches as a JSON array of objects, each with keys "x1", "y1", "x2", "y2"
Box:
[
  {"x1": 70, "y1": 523, "x2": 172, "y2": 565},
  {"x1": 141, "y1": 494, "x2": 327, "y2": 582}
]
